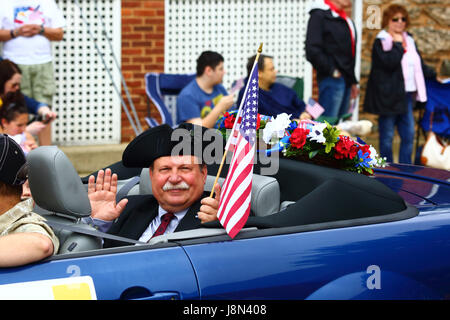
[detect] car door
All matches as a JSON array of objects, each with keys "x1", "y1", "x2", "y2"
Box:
[
  {"x1": 0, "y1": 243, "x2": 199, "y2": 300},
  {"x1": 182, "y1": 211, "x2": 450, "y2": 300}
]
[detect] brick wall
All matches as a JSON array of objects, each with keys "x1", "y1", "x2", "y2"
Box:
[{"x1": 121, "y1": 0, "x2": 165, "y2": 142}]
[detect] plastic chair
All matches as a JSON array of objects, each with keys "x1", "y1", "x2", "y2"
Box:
[
  {"x1": 276, "y1": 75, "x2": 304, "y2": 102},
  {"x1": 144, "y1": 72, "x2": 196, "y2": 127}
]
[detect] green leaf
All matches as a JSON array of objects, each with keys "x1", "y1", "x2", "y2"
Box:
[
  {"x1": 309, "y1": 150, "x2": 319, "y2": 159},
  {"x1": 322, "y1": 121, "x2": 340, "y2": 154}
]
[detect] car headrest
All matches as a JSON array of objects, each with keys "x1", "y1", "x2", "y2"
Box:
[
  {"x1": 250, "y1": 174, "x2": 280, "y2": 217},
  {"x1": 28, "y1": 146, "x2": 91, "y2": 218},
  {"x1": 139, "y1": 168, "x2": 152, "y2": 195},
  {"x1": 138, "y1": 168, "x2": 279, "y2": 217}
]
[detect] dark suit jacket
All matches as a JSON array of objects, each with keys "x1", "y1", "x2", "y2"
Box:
[
  {"x1": 305, "y1": 8, "x2": 358, "y2": 85},
  {"x1": 103, "y1": 194, "x2": 203, "y2": 248}
]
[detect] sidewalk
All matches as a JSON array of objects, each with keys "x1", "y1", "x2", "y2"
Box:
[{"x1": 60, "y1": 143, "x2": 127, "y2": 177}]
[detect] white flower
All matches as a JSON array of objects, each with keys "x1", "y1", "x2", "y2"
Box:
[
  {"x1": 368, "y1": 145, "x2": 379, "y2": 166},
  {"x1": 262, "y1": 113, "x2": 292, "y2": 144},
  {"x1": 307, "y1": 122, "x2": 327, "y2": 144}
]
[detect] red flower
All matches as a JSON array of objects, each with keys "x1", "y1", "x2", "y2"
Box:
[
  {"x1": 359, "y1": 144, "x2": 371, "y2": 156},
  {"x1": 334, "y1": 135, "x2": 358, "y2": 159},
  {"x1": 224, "y1": 113, "x2": 236, "y2": 129},
  {"x1": 290, "y1": 128, "x2": 309, "y2": 149}
]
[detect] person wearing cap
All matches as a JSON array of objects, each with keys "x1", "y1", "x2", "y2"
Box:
[
  {"x1": 0, "y1": 134, "x2": 59, "y2": 267},
  {"x1": 85, "y1": 124, "x2": 223, "y2": 248}
]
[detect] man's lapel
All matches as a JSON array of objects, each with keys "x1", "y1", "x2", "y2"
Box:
[
  {"x1": 118, "y1": 195, "x2": 159, "y2": 240},
  {"x1": 175, "y1": 200, "x2": 202, "y2": 232}
]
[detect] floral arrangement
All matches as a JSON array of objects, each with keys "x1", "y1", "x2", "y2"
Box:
[
  {"x1": 216, "y1": 111, "x2": 386, "y2": 175},
  {"x1": 216, "y1": 110, "x2": 269, "y2": 135}
]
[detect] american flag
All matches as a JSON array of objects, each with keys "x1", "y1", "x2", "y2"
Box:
[
  {"x1": 217, "y1": 60, "x2": 259, "y2": 239},
  {"x1": 306, "y1": 98, "x2": 325, "y2": 119}
]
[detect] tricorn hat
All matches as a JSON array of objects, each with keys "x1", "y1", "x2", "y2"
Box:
[{"x1": 122, "y1": 123, "x2": 225, "y2": 168}]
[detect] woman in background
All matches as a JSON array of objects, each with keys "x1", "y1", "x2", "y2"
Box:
[{"x1": 363, "y1": 4, "x2": 435, "y2": 164}]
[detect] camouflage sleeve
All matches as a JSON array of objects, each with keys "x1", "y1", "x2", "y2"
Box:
[{"x1": 9, "y1": 213, "x2": 60, "y2": 255}]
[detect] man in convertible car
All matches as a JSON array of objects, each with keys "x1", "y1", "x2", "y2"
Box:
[
  {"x1": 84, "y1": 123, "x2": 222, "y2": 248},
  {"x1": 0, "y1": 134, "x2": 59, "y2": 267}
]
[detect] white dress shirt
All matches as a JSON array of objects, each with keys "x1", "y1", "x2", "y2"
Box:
[{"x1": 138, "y1": 206, "x2": 189, "y2": 243}]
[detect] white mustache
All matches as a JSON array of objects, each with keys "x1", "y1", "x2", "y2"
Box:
[{"x1": 162, "y1": 181, "x2": 190, "y2": 191}]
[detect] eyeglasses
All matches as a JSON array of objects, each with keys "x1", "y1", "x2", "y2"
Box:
[{"x1": 392, "y1": 17, "x2": 406, "y2": 22}]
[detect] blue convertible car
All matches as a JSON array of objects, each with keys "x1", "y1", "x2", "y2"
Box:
[{"x1": 0, "y1": 146, "x2": 449, "y2": 300}]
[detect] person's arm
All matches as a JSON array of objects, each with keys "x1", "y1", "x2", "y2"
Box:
[
  {"x1": 178, "y1": 91, "x2": 234, "y2": 128},
  {"x1": 24, "y1": 95, "x2": 45, "y2": 115},
  {"x1": 40, "y1": 26, "x2": 64, "y2": 41},
  {"x1": 372, "y1": 38, "x2": 404, "y2": 72},
  {"x1": 0, "y1": 29, "x2": 15, "y2": 41},
  {"x1": 37, "y1": 105, "x2": 57, "y2": 124},
  {"x1": 189, "y1": 94, "x2": 234, "y2": 128},
  {"x1": 0, "y1": 25, "x2": 63, "y2": 41},
  {"x1": 0, "y1": 232, "x2": 54, "y2": 267}
]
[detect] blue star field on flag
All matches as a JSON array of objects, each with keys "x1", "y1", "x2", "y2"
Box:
[{"x1": 239, "y1": 65, "x2": 259, "y2": 146}]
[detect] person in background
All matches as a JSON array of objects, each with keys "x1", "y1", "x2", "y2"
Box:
[
  {"x1": 0, "y1": 59, "x2": 57, "y2": 141},
  {"x1": 177, "y1": 51, "x2": 234, "y2": 128},
  {"x1": 305, "y1": 0, "x2": 359, "y2": 119},
  {"x1": 0, "y1": 0, "x2": 65, "y2": 145},
  {"x1": 363, "y1": 4, "x2": 436, "y2": 164},
  {"x1": 0, "y1": 134, "x2": 59, "y2": 267},
  {"x1": 237, "y1": 54, "x2": 312, "y2": 121},
  {"x1": 0, "y1": 91, "x2": 37, "y2": 154}
]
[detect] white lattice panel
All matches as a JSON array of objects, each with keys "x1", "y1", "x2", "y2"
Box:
[
  {"x1": 52, "y1": 0, "x2": 122, "y2": 145},
  {"x1": 165, "y1": 0, "x2": 312, "y2": 101}
]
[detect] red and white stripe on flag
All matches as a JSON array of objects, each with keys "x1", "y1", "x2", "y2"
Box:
[
  {"x1": 217, "y1": 60, "x2": 259, "y2": 238},
  {"x1": 217, "y1": 134, "x2": 255, "y2": 238}
]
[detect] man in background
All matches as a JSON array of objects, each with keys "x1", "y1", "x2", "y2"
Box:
[
  {"x1": 177, "y1": 51, "x2": 234, "y2": 128},
  {"x1": 305, "y1": 0, "x2": 359, "y2": 119},
  {"x1": 237, "y1": 54, "x2": 311, "y2": 121}
]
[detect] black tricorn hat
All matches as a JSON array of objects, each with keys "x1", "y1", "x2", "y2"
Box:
[{"x1": 122, "y1": 123, "x2": 225, "y2": 168}]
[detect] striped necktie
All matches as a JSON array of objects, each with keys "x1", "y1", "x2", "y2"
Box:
[{"x1": 151, "y1": 212, "x2": 175, "y2": 238}]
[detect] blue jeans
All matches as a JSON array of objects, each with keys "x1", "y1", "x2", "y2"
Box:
[
  {"x1": 318, "y1": 76, "x2": 351, "y2": 118},
  {"x1": 378, "y1": 93, "x2": 415, "y2": 164}
]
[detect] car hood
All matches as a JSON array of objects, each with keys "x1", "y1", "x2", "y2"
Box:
[{"x1": 374, "y1": 163, "x2": 450, "y2": 206}]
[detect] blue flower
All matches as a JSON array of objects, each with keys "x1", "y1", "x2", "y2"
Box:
[
  {"x1": 356, "y1": 149, "x2": 371, "y2": 168},
  {"x1": 287, "y1": 121, "x2": 298, "y2": 131}
]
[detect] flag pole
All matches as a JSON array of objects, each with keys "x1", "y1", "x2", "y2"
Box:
[{"x1": 209, "y1": 43, "x2": 263, "y2": 198}]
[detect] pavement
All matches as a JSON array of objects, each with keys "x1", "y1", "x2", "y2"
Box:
[{"x1": 60, "y1": 143, "x2": 127, "y2": 177}]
